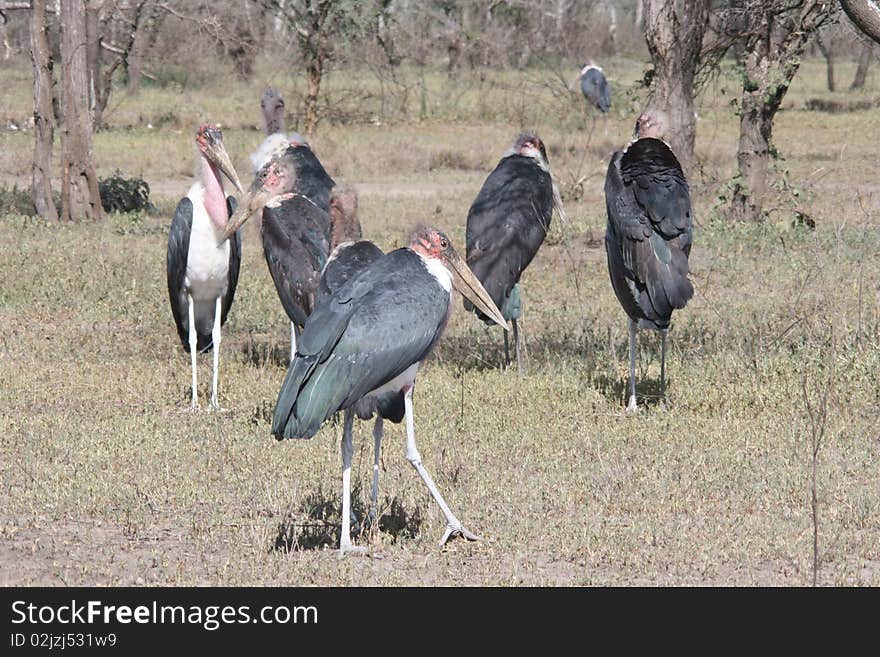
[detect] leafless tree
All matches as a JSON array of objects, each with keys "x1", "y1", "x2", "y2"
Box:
[
  {"x1": 258, "y1": 0, "x2": 365, "y2": 136},
  {"x1": 719, "y1": 1, "x2": 837, "y2": 223},
  {"x1": 60, "y1": 0, "x2": 103, "y2": 222},
  {"x1": 850, "y1": 40, "x2": 874, "y2": 88},
  {"x1": 643, "y1": 0, "x2": 710, "y2": 174}
]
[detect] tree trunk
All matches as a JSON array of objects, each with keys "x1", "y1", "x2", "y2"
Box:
[
  {"x1": 730, "y1": 98, "x2": 774, "y2": 223},
  {"x1": 851, "y1": 41, "x2": 873, "y2": 88},
  {"x1": 643, "y1": 0, "x2": 710, "y2": 174},
  {"x1": 729, "y1": 2, "x2": 834, "y2": 222},
  {"x1": 817, "y1": 36, "x2": 835, "y2": 91},
  {"x1": 60, "y1": 0, "x2": 103, "y2": 222},
  {"x1": 303, "y1": 44, "x2": 324, "y2": 137},
  {"x1": 840, "y1": 0, "x2": 880, "y2": 44},
  {"x1": 29, "y1": 0, "x2": 58, "y2": 222}
]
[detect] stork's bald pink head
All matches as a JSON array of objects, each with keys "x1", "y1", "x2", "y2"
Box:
[
  {"x1": 195, "y1": 124, "x2": 243, "y2": 194},
  {"x1": 408, "y1": 226, "x2": 508, "y2": 331},
  {"x1": 634, "y1": 110, "x2": 669, "y2": 141}
]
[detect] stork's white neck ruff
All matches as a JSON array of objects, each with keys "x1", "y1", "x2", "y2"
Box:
[
  {"x1": 415, "y1": 251, "x2": 452, "y2": 293},
  {"x1": 581, "y1": 64, "x2": 602, "y2": 76}
]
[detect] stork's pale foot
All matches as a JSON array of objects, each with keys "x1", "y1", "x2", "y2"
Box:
[
  {"x1": 338, "y1": 540, "x2": 368, "y2": 559},
  {"x1": 438, "y1": 521, "x2": 481, "y2": 547},
  {"x1": 625, "y1": 395, "x2": 638, "y2": 414}
]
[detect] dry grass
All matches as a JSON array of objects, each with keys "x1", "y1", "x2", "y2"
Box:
[{"x1": 1, "y1": 57, "x2": 879, "y2": 586}]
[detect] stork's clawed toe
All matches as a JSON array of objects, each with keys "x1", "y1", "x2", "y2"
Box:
[
  {"x1": 338, "y1": 542, "x2": 368, "y2": 559},
  {"x1": 438, "y1": 522, "x2": 481, "y2": 546}
]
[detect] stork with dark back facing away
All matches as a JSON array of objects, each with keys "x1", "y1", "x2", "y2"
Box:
[
  {"x1": 234, "y1": 105, "x2": 338, "y2": 363},
  {"x1": 270, "y1": 226, "x2": 508, "y2": 557},
  {"x1": 604, "y1": 109, "x2": 694, "y2": 412},
  {"x1": 464, "y1": 133, "x2": 562, "y2": 371},
  {"x1": 314, "y1": 211, "x2": 387, "y2": 543},
  {"x1": 579, "y1": 62, "x2": 611, "y2": 136},
  {"x1": 166, "y1": 125, "x2": 245, "y2": 409}
]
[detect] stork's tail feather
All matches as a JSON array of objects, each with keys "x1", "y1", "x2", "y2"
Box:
[{"x1": 272, "y1": 355, "x2": 324, "y2": 440}]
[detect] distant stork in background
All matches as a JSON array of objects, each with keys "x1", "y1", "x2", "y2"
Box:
[
  {"x1": 166, "y1": 124, "x2": 244, "y2": 409},
  {"x1": 579, "y1": 62, "x2": 611, "y2": 135},
  {"x1": 272, "y1": 227, "x2": 508, "y2": 556},
  {"x1": 604, "y1": 109, "x2": 694, "y2": 412},
  {"x1": 465, "y1": 133, "x2": 563, "y2": 371}
]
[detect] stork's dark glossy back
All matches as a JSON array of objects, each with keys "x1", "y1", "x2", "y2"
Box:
[
  {"x1": 465, "y1": 153, "x2": 554, "y2": 321},
  {"x1": 287, "y1": 145, "x2": 335, "y2": 212},
  {"x1": 581, "y1": 68, "x2": 610, "y2": 113},
  {"x1": 273, "y1": 248, "x2": 451, "y2": 440},
  {"x1": 604, "y1": 137, "x2": 693, "y2": 330}
]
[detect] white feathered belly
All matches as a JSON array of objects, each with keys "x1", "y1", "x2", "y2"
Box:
[{"x1": 184, "y1": 200, "x2": 230, "y2": 334}]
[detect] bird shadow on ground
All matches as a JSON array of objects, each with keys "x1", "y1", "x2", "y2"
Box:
[
  {"x1": 437, "y1": 328, "x2": 602, "y2": 373},
  {"x1": 270, "y1": 484, "x2": 422, "y2": 553},
  {"x1": 238, "y1": 334, "x2": 290, "y2": 369}
]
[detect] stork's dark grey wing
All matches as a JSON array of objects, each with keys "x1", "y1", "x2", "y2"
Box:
[
  {"x1": 604, "y1": 140, "x2": 693, "y2": 329},
  {"x1": 273, "y1": 248, "x2": 449, "y2": 440},
  {"x1": 621, "y1": 138, "x2": 692, "y2": 241},
  {"x1": 316, "y1": 239, "x2": 384, "y2": 306},
  {"x1": 290, "y1": 145, "x2": 335, "y2": 212},
  {"x1": 465, "y1": 154, "x2": 553, "y2": 320},
  {"x1": 222, "y1": 195, "x2": 241, "y2": 326},
  {"x1": 261, "y1": 196, "x2": 332, "y2": 327},
  {"x1": 166, "y1": 197, "x2": 194, "y2": 351},
  {"x1": 581, "y1": 69, "x2": 610, "y2": 113}
]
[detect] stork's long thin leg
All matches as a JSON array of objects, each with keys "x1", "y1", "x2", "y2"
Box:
[
  {"x1": 503, "y1": 329, "x2": 510, "y2": 369},
  {"x1": 660, "y1": 329, "x2": 668, "y2": 407},
  {"x1": 513, "y1": 318, "x2": 524, "y2": 375},
  {"x1": 339, "y1": 408, "x2": 366, "y2": 558},
  {"x1": 187, "y1": 293, "x2": 198, "y2": 409},
  {"x1": 290, "y1": 321, "x2": 297, "y2": 364},
  {"x1": 369, "y1": 416, "x2": 383, "y2": 524},
  {"x1": 603, "y1": 112, "x2": 608, "y2": 137},
  {"x1": 403, "y1": 387, "x2": 479, "y2": 546},
  {"x1": 210, "y1": 296, "x2": 222, "y2": 409},
  {"x1": 626, "y1": 318, "x2": 638, "y2": 413}
]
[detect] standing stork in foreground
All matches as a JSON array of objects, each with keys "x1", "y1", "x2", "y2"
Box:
[
  {"x1": 312, "y1": 188, "x2": 390, "y2": 540},
  {"x1": 604, "y1": 109, "x2": 694, "y2": 412},
  {"x1": 233, "y1": 138, "x2": 337, "y2": 363},
  {"x1": 465, "y1": 133, "x2": 562, "y2": 371},
  {"x1": 579, "y1": 62, "x2": 611, "y2": 136},
  {"x1": 271, "y1": 226, "x2": 508, "y2": 556},
  {"x1": 166, "y1": 124, "x2": 245, "y2": 409}
]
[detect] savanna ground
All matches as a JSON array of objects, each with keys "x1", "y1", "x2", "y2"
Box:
[{"x1": 0, "y1": 56, "x2": 878, "y2": 586}]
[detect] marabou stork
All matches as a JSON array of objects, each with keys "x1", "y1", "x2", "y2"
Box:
[
  {"x1": 166, "y1": 124, "x2": 244, "y2": 409},
  {"x1": 464, "y1": 133, "x2": 562, "y2": 370},
  {"x1": 579, "y1": 62, "x2": 611, "y2": 135},
  {"x1": 604, "y1": 109, "x2": 694, "y2": 412},
  {"x1": 231, "y1": 138, "x2": 337, "y2": 363},
  {"x1": 272, "y1": 226, "x2": 508, "y2": 556}
]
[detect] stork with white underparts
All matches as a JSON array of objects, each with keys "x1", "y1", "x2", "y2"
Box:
[
  {"x1": 464, "y1": 132, "x2": 563, "y2": 371},
  {"x1": 604, "y1": 109, "x2": 694, "y2": 412},
  {"x1": 270, "y1": 226, "x2": 508, "y2": 556},
  {"x1": 166, "y1": 124, "x2": 244, "y2": 409}
]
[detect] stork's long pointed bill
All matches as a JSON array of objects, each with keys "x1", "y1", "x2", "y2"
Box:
[
  {"x1": 206, "y1": 140, "x2": 244, "y2": 195},
  {"x1": 222, "y1": 182, "x2": 277, "y2": 241},
  {"x1": 446, "y1": 252, "x2": 509, "y2": 331}
]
